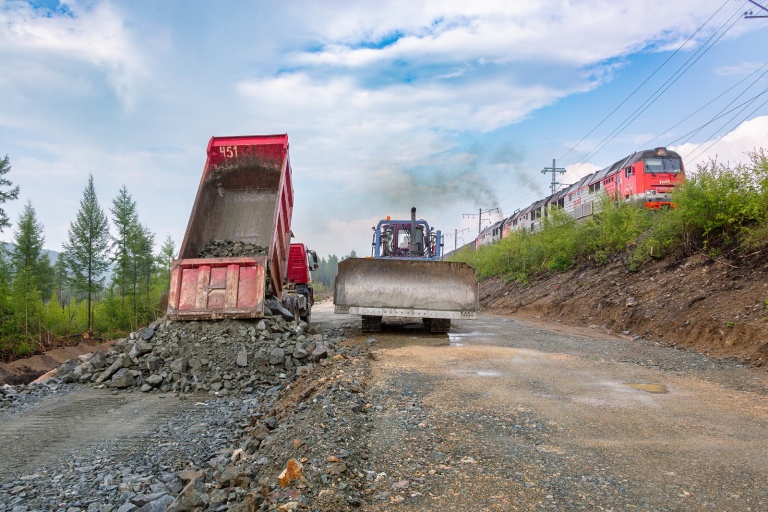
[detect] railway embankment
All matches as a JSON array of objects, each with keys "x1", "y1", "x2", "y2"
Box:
[{"x1": 480, "y1": 252, "x2": 768, "y2": 368}]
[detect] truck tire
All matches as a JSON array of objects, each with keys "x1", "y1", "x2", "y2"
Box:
[{"x1": 362, "y1": 315, "x2": 382, "y2": 332}]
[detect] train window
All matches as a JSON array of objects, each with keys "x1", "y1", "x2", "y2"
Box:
[
  {"x1": 645, "y1": 158, "x2": 663, "y2": 173},
  {"x1": 625, "y1": 167, "x2": 634, "y2": 178},
  {"x1": 645, "y1": 157, "x2": 681, "y2": 174}
]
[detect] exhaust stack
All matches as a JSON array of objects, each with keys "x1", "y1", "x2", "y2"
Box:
[{"x1": 409, "y1": 207, "x2": 419, "y2": 256}]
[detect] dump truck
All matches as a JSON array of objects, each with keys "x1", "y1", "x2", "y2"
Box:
[
  {"x1": 333, "y1": 207, "x2": 478, "y2": 333},
  {"x1": 167, "y1": 134, "x2": 316, "y2": 321}
]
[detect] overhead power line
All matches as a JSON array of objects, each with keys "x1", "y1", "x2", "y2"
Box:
[
  {"x1": 562, "y1": 3, "x2": 745, "y2": 179},
  {"x1": 556, "y1": 0, "x2": 733, "y2": 165},
  {"x1": 672, "y1": 66, "x2": 768, "y2": 149},
  {"x1": 639, "y1": 61, "x2": 768, "y2": 150},
  {"x1": 670, "y1": 86, "x2": 768, "y2": 148},
  {"x1": 463, "y1": 208, "x2": 499, "y2": 236},
  {"x1": 490, "y1": 1, "x2": 738, "y2": 221},
  {"x1": 684, "y1": 88, "x2": 768, "y2": 163}
]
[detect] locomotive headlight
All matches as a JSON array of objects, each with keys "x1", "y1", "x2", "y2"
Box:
[{"x1": 645, "y1": 190, "x2": 657, "y2": 196}]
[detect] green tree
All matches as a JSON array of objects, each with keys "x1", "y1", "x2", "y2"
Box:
[
  {"x1": 62, "y1": 174, "x2": 111, "y2": 331},
  {"x1": 0, "y1": 248, "x2": 11, "y2": 332},
  {"x1": 0, "y1": 154, "x2": 20, "y2": 233},
  {"x1": 53, "y1": 256, "x2": 69, "y2": 307},
  {"x1": 158, "y1": 234, "x2": 176, "y2": 289},
  {"x1": 110, "y1": 186, "x2": 138, "y2": 302},
  {"x1": 134, "y1": 224, "x2": 156, "y2": 322},
  {"x1": 9, "y1": 201, "x2": 48, "y2": 335}
]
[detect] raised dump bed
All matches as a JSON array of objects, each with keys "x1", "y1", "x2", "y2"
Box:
[{"x1": 167, "y1": 134, "x2": 293, "y2": 320}]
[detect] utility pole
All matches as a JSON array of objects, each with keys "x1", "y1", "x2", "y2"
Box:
[
  {"x1": 541, "y1": 159, "x2": 566, "y2": 195},
  {"x1": 463, "y1": 208, "x2": 499, "y2": 236},
  {"x1": 453, "y1": 227, "x2": 470, "y2": 251}
]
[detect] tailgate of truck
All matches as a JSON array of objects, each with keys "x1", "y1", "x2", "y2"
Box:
[{"x1": 167, "y1": 256, "x2": 267, "y2": 320}]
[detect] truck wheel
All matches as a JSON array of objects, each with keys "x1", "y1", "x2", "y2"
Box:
[{"x1": 362, "y1": 315, "x2": 382, "y2": 332}]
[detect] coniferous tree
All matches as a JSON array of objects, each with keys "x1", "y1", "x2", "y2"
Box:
[
  {"x1": 123, "y1": 222, "x2": 156, "y2": 325},
  {"x1": 159, "y1": 234, "x2": 176, "y2": 289},
  {"x1": 0, "y1": 248, "x2": 11, "y2": 334},
  {"x1": 136, "y1": 224, "x2": 156, "y2": 321},
  {"x1": 53, "y1": 256, "x2": 69, "y2": 307},
  {"x1": 110, "y1": 186, "x2": 138, "y2": 303},
  {"x1": 0, "y1": 154, "x2": 19, "y2": 233},
  {"x1": 36, "y1": 253, "x2": 55, "y2": 300},
  {"x1": 62, "y1": 174, "x2": 111, "y2": 331},
  {"x1": 10, "y1": 201, "x2": 47, "y2": 335}
]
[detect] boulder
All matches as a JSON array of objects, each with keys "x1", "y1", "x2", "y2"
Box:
[{"x1": 111, "y1": 368, "x2": 135, "y2": 388}]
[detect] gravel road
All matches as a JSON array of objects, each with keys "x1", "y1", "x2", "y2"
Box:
[
  {"x1": 338, "y1": 310, "x2": 768, "y2": 511},
  {"x1": 1, "y1": 303, "x2": 767, "y2": 511}
]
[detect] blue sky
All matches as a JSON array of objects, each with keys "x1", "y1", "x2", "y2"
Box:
[{"x1": 1, "y1": 0, "x2": 767, "y2": 258}]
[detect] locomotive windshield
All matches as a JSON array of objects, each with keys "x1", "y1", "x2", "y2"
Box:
[{"x1": 645, "y1": 157, "x2": 682, "y2": 174}]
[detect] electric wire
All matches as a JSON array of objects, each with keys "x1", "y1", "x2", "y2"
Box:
[
  {"x1": 561, "y1": 3, "x2": 744, "y2": 181},
  {"x1": 673, "y1": 67, "x2": 768, "y2": 148},
  {"x1": 638, "y1": 61, "x2": 768, "y2": 149},
  {"x1": 684, "y1": 88, "x2": 768, "y2": 163},
  {"x1": 493, "y1": 1, "x2": 734, "y2": 210},
  {"x1": 466, "y1": 1, "x2": 752, "y2": 235},
  {"x1": 555, "y1": 0, "x2": 732, "y2": 165},
  {"x1": 668, "y1": 87, "x2": 768, "y2": 147}
]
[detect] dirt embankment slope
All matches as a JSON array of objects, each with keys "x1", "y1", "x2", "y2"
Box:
[{"x1": 480, "y1": 253, "x2": 768, "y2": 368}]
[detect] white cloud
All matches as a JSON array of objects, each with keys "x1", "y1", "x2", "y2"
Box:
[
  {"x1": 673, "y1": 115, "x2": 768, "y2": 170},
  {"x1": 287, "y1": 0, "x2": 734, "y2": 70},
  {"x1": 715, "y1": 61, "x2": 766, "y2": 76},
  {"x1": 0, "y1": 0, "x2": 146, "y2": 108},
  {"x1": 563, "y1": 162, "x2": 601, "y2": 184}
]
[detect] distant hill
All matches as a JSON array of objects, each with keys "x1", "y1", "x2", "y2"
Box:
[
  {"x1": 1, "y1": 242, "x2": 115, "y2": 282},
  {"x1": 1, "y1": 242, "x2": 60, "y2": 263}
]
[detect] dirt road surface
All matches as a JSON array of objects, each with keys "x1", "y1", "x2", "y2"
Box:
[
  {"x1": 0, "y1": 390, "x2": 195, "y2": 478},
  {"x1": 317, "y1": 302, "x2": 768, "y2": 511},
  {"x1": 2, "y1": 301, "x2": 767, "y2": 511}
]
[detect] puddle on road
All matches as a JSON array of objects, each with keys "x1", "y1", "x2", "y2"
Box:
[
  {"x1": 476, "y1": 370, "x2": 501, "y2": 377},
  {"x1": 448, "y1": 332, "x2": 497, "y2": 347},
  {"x1": 626, "y1": 383, "x2": 668, "y2": 394}
]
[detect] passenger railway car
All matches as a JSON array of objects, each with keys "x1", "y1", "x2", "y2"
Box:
[{"x1": 475, "y1": 147, "x2": 684, "y2": 247}]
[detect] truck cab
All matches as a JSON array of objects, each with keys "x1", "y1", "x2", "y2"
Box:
[{"x1": 283, "y1": 243, "x2": 319, "y2": 322}]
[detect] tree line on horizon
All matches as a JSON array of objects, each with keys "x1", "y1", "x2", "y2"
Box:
[{"x1": 0, "y1": 154, "x2": 175, "y2": 359}]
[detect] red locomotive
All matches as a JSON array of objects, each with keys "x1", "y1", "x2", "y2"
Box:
[{"x1": 478, "y1": 147, "x2": 684, "y2": 247}]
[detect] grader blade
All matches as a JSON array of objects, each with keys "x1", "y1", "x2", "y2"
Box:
[{"x1": 333, "y1": 258, "x2": 478, "y2": 332}]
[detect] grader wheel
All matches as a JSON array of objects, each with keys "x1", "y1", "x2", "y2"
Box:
[{"x1": 362, "y1": 315, "x2": 383, "y2": 332}]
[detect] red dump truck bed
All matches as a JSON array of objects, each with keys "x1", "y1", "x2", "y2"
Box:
[{"x1": 167, "y1": 134, "x2": 294, "y2": 320}]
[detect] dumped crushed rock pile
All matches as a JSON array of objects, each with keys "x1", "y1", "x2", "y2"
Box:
[
  {"x1": 0, "y1": 383, "x2": 56, "y2": 409},
  {"x1": 198, "y1": 240, "x2": 268, "y2": 258},
  {"x1": 172, "y1": 342, "x2": 374, "y2": 511},
  {"x1": 56, "y1": 315, "x2": 337, "y2": 396}
]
